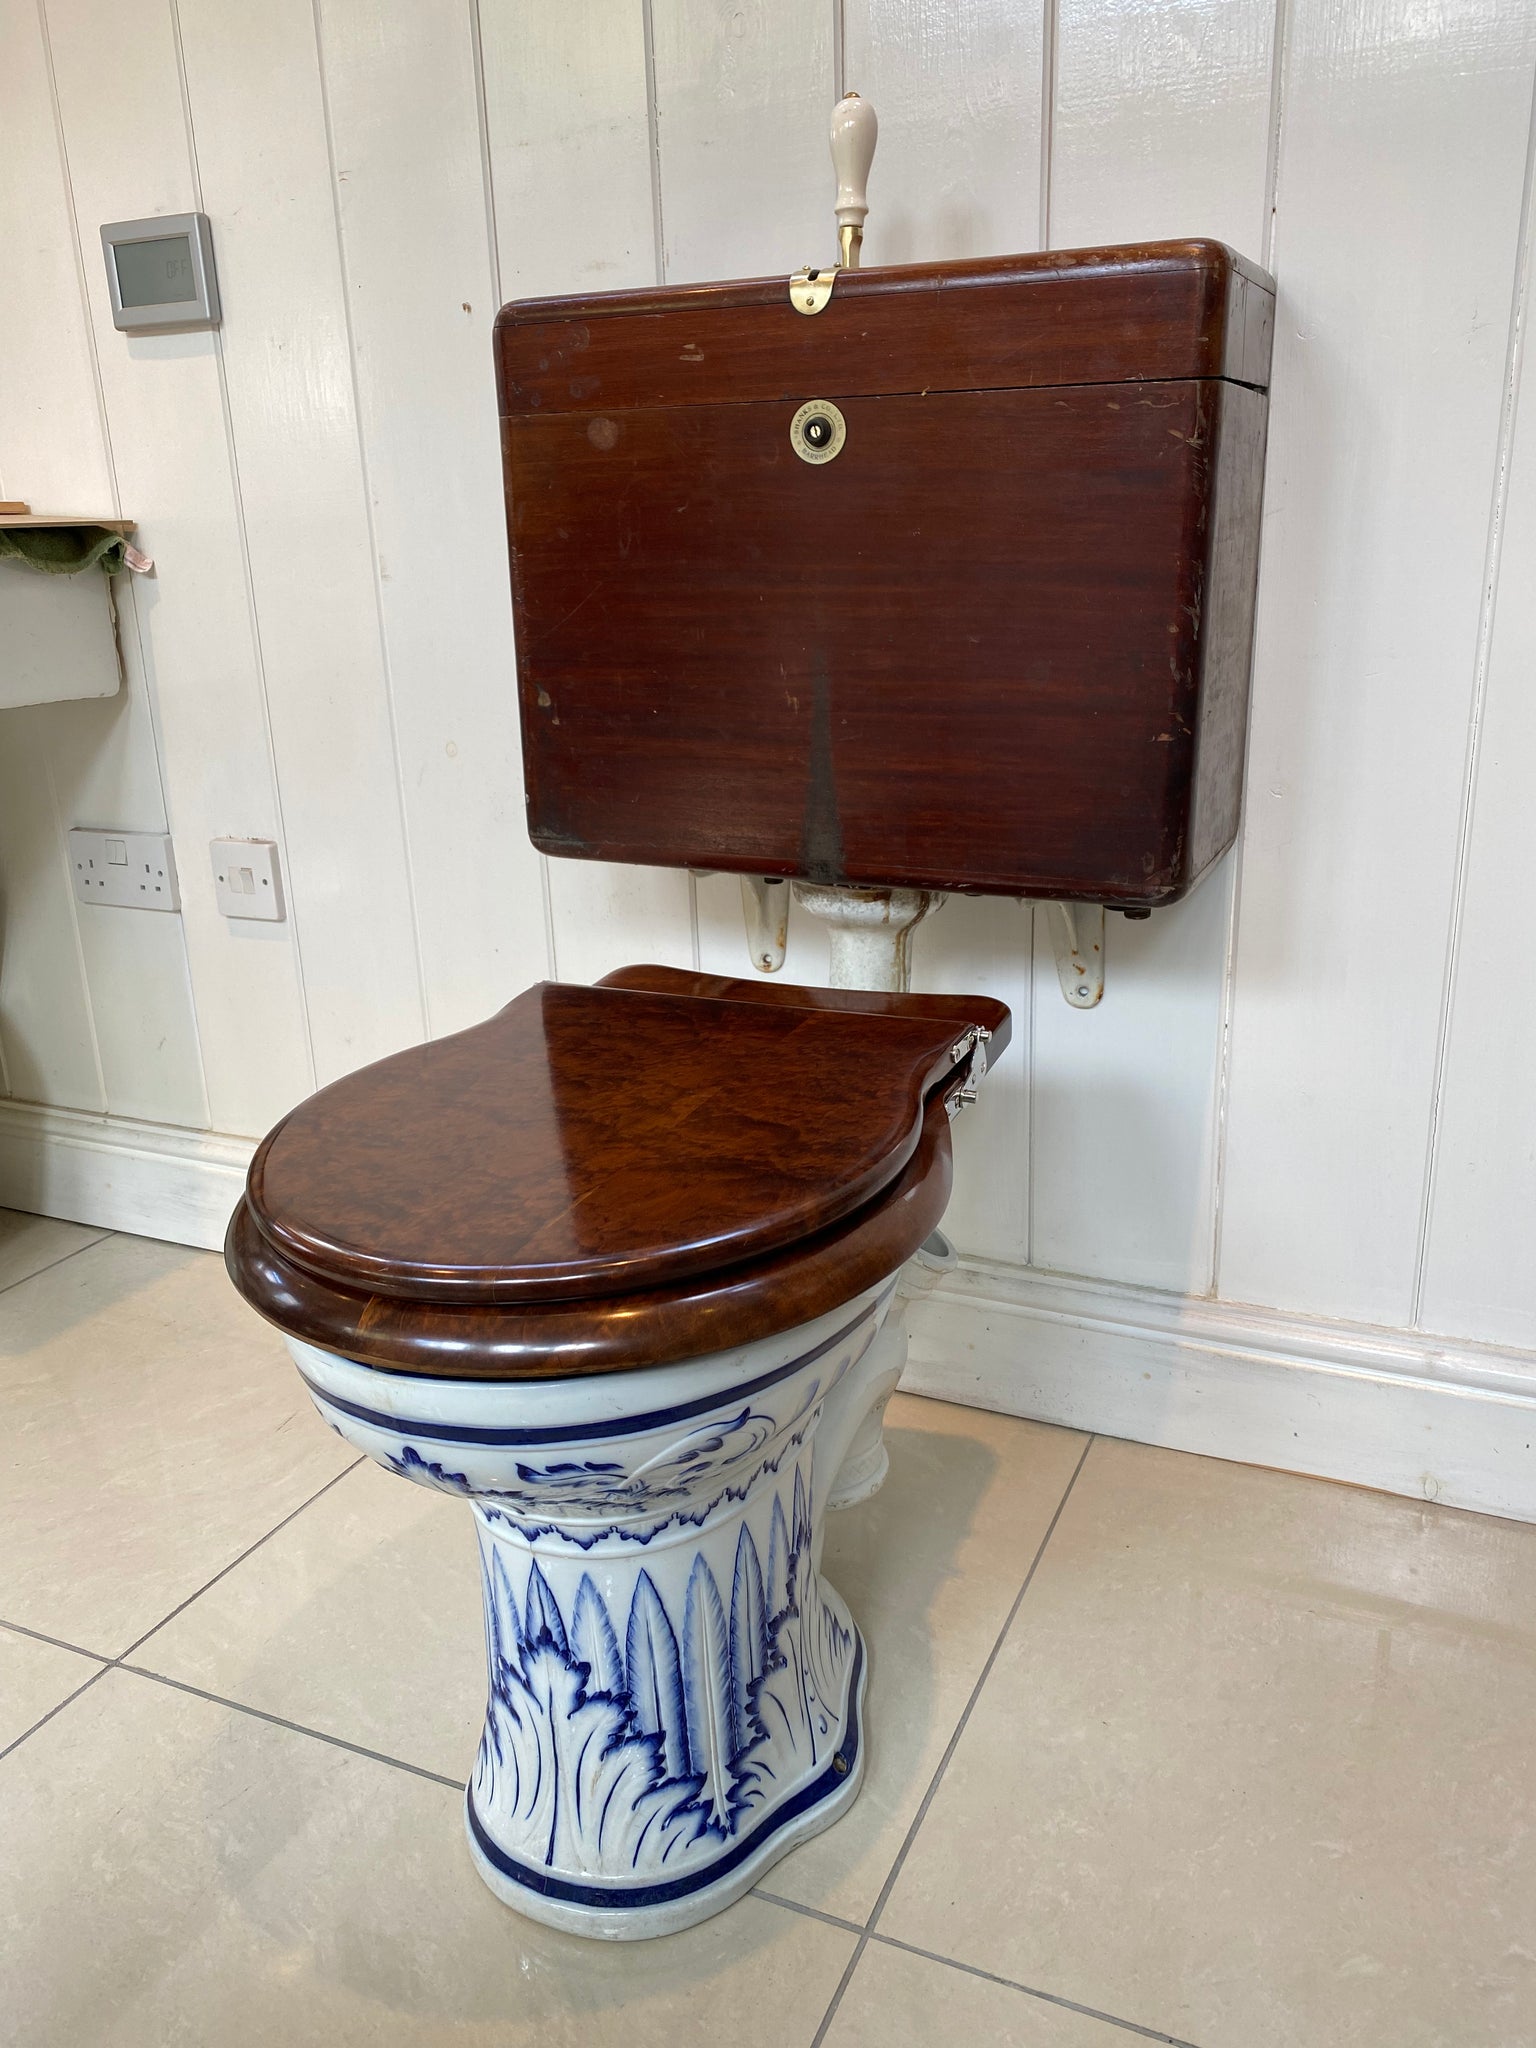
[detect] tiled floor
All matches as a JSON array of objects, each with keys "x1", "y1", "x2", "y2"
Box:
[{"x1": 2, "y1": 1210, "x2": 1534, "y2": 2046}]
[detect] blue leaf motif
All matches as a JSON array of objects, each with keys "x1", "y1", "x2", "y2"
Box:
[
  {"x1": 625, "y1": 1570, "x2": 690, "y2": 1782},
  {"x1": 488, "y1": 1545, "x2": 525, "y2": 1663},
  {"x1": 570, "y1": 1573, "x2": 625, "y2": 1698},
  {"x1": 766, "y1": 1495, "x2": 792, "y2": 1629},
  {"x1": 525, "y1": 1562, "x2": 568, "y2": 1655},
  {"x1": 729, "y1": 1524, "x2": 768, "y2": 1757},
  {"x1": 681, "y1": 1555, "x2": 739, "y2": 1834}
]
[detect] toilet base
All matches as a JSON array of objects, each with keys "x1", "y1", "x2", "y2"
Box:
[
  {"x1": 462, "y1": 1639, "x2": 867, "y2": 1940},
  {"x1": 288, "y1": 1277, "x2": 903, "y2": 1940}
]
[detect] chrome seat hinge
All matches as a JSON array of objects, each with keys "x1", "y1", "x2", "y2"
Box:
[
  {"x1": 945, "y1": 1025, "x2": 992, "y2": 1120},
  {"x1": 789, "y1": 264, "x2": 840, "y2": 315}
]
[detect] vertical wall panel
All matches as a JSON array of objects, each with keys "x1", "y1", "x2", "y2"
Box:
[
  {"x1": 43, "y1": 0, "x2": 313, "y2": 1137},
  {"x1": 1027, "y1": 0, "x2": 1277, "y2": 1292},
  {"x1": 1419, "y1": 203, "x2": 1536, "y2": 1348},
  {"x1": 915, "y1": 896, "x2": 1033, "y2": 1266},
  {"x1": 0, "y1": 0, "x2": 112, "y2": 509},
  {"x1": 175, "y1": 0, "x2": 426, "y2": 1087},
  {"x1": 313, "y1": 0, "x2": 549, "y2": 1034},
  {"x1": 482, "y1": 0, "x2": 692, "y2": 986},
  {"x1": 1050, "y1": 0, "x2": 1277, "y2": 255},
  {"x1": 651, "y1": 0, "x2": 833, "y2": 283},
  {"x1": 3, "y1": 0, "x2": 207, "y2": 1130},
  {"x1": 35, "y1": 670, "x2": 208, "y2": 1130},
  {"x1": 0, "y1": 0, "x2": 110, "y2": 1108},
  {"x1": 1219, "y1": 0, "x2": 1536, "y2": 1322},
  {"x1": 480, "y1": 0, "x2": 656, "y2": 301},
  {"x1": 842, "y1": 0, "x2": 1045, "y2": 266},
  {"x1": 0, "y1": 718, "x2": 103, "y2": 1111}
]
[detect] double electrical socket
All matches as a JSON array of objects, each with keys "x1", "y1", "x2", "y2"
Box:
[{"x1": 68, "y1": 829, "x2": 180, "y2": 910}]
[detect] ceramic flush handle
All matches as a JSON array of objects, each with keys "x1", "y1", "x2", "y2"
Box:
[{"x1": 830, "y1": 91, "x2": 877, "y2": 268}]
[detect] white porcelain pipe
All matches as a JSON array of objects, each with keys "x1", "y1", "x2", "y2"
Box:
[{"x1": 792, "y1": 882, "x2": 941, "y2": 992}]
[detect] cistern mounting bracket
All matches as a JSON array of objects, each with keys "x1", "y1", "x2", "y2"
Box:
[
  {"x1": 1047, "y1": 901, "x2": 1106, "y2": 1009},
  {"x1": 740, "y1": 875, "x2": 790, "y2": 973}
]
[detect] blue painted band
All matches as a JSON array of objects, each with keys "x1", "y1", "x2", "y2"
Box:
[
  {"x1": 465, "y1": 1633, "x2": 864, "y2": 1911},
  {"x1": 296, "y1": 1291, "x2": 888, "y2": 1450}
]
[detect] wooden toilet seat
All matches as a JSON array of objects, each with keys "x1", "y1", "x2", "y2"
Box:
[{"x1": 226, "y1": 967, "x2": 1008, "y2": 1379}]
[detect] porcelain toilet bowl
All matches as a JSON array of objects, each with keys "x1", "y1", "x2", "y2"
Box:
[{"x1": 227, "y1": 967, "x2": 1006, "y2": 1939}]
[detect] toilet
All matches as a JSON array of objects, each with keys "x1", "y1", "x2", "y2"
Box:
[
  {"x1": 228, "y1": 967, "x2": 1005, "y2": 1937},
  {"x1": 227, "y1": 106, "x2": 1273, "y2": 1943}
]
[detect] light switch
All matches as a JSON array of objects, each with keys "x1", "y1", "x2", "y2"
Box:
[{"x1": 211, "y1": 837, "x2": 285, "y2": 921}]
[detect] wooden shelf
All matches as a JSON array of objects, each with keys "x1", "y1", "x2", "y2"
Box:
[{"x1": 0, "y1": 514, "x2": 136, "y2": 533}]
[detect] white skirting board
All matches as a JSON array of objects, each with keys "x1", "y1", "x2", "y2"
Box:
[
  {"x1": 3, "y1": 1100, "x2": 1534, "y2": 1525},
  {"x1": 0, "y1": 1100, "x2": 253, "y2": 1252},
  {"x1": 904, "y1": 1260, "x2": 1536, "y2": 1526}
]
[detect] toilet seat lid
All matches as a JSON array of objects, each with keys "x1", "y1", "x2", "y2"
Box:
[{"x1": 245, "y1": 973, "x2": 1005, "y2": 1306}]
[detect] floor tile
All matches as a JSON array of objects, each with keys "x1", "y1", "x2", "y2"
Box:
[
  {"x1": 825, "y1": 1940, "x2": 1146, "y2": 2047},
  {"x1": 0, "y1": 1623, "x2": 102, "y2": 1753},
  {"x1": 0, "y1": 1668, "x2": 856, "y2": 2046},
  {"x1": 0, "y1": 1233, "x2": 355, "y2": 1655},
  {"x1": 768, "y1": 1397, "x2": 1088, "y2": 1920},
  {"x1": 881, "y1": 1437, "x2": 1536, "y2": 2048},
  {"x1": 133, "y1": 1457, "x2": 485, "y2": 1778},
  {"x1": 0, "y1": 1208, "x2": 108, "y2": 1292}
]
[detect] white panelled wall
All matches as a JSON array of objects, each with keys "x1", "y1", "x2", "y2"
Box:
[{"x1": 3, "y1": 0, "x2": 1535, "y2": 1516}]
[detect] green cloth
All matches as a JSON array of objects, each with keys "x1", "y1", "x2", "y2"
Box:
[{"x1": 0, "y1": 525, "x2": 132, "y2": 575}]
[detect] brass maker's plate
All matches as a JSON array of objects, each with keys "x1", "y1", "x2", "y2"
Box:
[{"x1": 790, "y1": 398, "x2": 846, "y2": 465}]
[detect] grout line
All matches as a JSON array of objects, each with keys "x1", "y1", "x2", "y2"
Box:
[
  {"x1": 0, "y1": 1617, "x2": 112, "y2": 1661},
  {"x1": 1, "y1": 1454, "x2": 365, "y2": 1678},
  {"x1": 121, "y1": 1455, "x2": 365, "y2": 1661},
  {"x1": 808, "y1": 1434, "x2": 1095, "y2": 2048},
  {"x1": 868, "y1": 1931, "x2": 1207, "y2": 2048},
  {"x1": 0, "y1": 1228, "x2": 111, "y2": 1298},
  {"x1": 114, "y1": 1665, "x2": 463, "y2": 1790},
  {"x1": 308, "y1": 0, "x2": 435, "y2": 1048},
  {"x1": 754, "y1": 1888, "x2": 864, "y2": 1936},
  {"x1": 1409, "y1": 59, "x2": 1536, "y2": 1330},
  {"x1": 0, "y1": 1666, "x2": 110, "y2": 1767},
  {"x1": 832, "y1": 0, "x2": 846, "y2": 101}
]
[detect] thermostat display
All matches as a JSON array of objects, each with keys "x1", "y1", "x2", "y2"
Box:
[{"x1": 100, "y1": 214, "x2": 220, "y2": 331}]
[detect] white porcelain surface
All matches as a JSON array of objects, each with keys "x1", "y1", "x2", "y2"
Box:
[
  {"x1": 882, "y1": 1436, "x2": 1536, "y2": 2046},
  {"x1": 0, "y1": 1624, "x2": 101, "y2": 1755},
  {"x1": 0, "y1": 1234, "x2": 355, "y2": 1654},
  {"x1": 0, "y1": 1669, "x2": 856, "y2": 2046},
  {"x1": 295, "y1": 1282, "x2": 900, "y2": 1937}
]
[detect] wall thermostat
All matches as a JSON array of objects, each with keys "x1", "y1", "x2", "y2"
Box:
[{"x1": 100, "y1": 214, "x2": 220, "y2": 332}]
